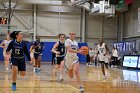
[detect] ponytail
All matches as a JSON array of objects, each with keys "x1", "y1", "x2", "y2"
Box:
[{"x1": 10, "y1": 31, "x2": 21, "y2": 40}]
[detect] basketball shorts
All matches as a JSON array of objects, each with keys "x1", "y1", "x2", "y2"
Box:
[
  {"x1": 56, "y1": 56, "x2": 65, "y2": 65},
  {"x1": 65, "y1": 54, "x2": 79, "y2": 70},
  {"x1": 11, "y1": 58, "x2": 26, "y2": 71}
]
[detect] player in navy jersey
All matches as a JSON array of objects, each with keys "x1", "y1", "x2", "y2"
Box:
[
  {"x1": 6, "y1": 31, "x2": 31, "y2": 91},
  {"x1": 51, "y1": 33, "x2": 66, "y2": 82},
  {"x1": 33, "y1": 38, "x2": 43, "y2": 73}
]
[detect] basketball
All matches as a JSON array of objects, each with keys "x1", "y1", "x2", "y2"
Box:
[{"x1": 80, "y1": 46, "x2": 89, "y2": 55}]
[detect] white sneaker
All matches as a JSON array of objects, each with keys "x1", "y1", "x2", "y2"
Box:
[
  {"x1": 102, "y1": 75, "x2": 106, "y2": 79},
  {"x1": 79, "y1": 86, "x2": 84, "y2": 93}
]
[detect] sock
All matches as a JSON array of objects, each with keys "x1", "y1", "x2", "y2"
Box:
[
  {"x1": 60, "y1": 75, "x2": 63, "y2": 79},
  {"x1": 12, "y1": 82, "x2": 16, "y2": 85},
  {"x1": 38, "y1": 68, "x2": 40, "y2": 70}
]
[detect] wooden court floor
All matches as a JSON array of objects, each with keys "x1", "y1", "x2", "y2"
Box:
[{"x1": 0, "y1": 62, "x2": 140, "y2": 93}]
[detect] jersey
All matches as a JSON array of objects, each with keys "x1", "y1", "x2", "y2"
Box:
[
  {"x1": 6, "y1": 40, "x2": 31, "y2": 61},
  {"x1": 89, "y1": 50, "x2": 94, "y2": 57},
  {"x1": 56, "y1": 41, "x2": 65, "y2": 57},
  {"x1": 65, "y1": 39, "x2": 79, "y2": 70},
  {"x1": 34, "y1": 40, "x2": 43, "y2": 54},
  {"x1": 1, "y1": 40, "x2": 11, "y2": 52},
  {"x1": 65, "y1": 39, "x2": 79, "y2": 57},
  {"x1": 112, "y1": 49, "x2": 118, "y2": 57},
  {"x1": 97, "y1": 43, "x2": 106, "y2": 61}
]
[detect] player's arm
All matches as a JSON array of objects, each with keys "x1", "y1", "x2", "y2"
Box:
[
  {"x1": 24, "y1": 43, "x2": 31, "y2": 61},
  {"x1": 30, "y1": 46, "x2": 33, "y2": 52},
  {"x1": 51, "y1": 42, "x2": 60, "y2": 55},
  {"x1": 65, "y1": 40, "x2": 82, "y2": 54},
  {"x1": 6, "y1": 41, "x2": 13, "y2": 54},
  {"x1": 66, "y1": 45, "x2": 81, "y2": 53},
  {"x1": 94, "y1": 46, "x2": 99, "y2": 55},
  {"x1": 105, "y1": 44, "x2": 109, "y2": 55},
  {"x1": 0, "y1": 40, "x2": 6, "y2": 48}
]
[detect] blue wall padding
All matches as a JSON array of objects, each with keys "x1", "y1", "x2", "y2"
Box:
[
  {"x1": 41, "y1": 42, "x2": 56, "y2": 62},
  {"x1": 0, "y1": 41, "x2": 88, "y2": 63},
  {"x1": 0, "y1": 40, "x2": 4, "y2": 61}
]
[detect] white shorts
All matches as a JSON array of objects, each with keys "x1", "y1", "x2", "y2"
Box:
[
  {"x1": 3, "y1": 51, "x2": 6, "y2": 57},
  {"x1": 30, "y1": 53, "x2": 34, "y2": 58},
  {"x1": 65, "y1": 54, "x2": 79, "y2": 70}
]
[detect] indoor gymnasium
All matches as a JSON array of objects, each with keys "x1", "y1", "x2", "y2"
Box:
[{"x1": 0, "y1": 0, "x2": 140, "y2": 93}]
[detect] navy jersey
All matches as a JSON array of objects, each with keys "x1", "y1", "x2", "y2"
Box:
[
  {"x1": 34, "y1": 40, "x2": 43, "y2": 54},
  {"x1": 6, "y1": 40, "x2": 31, "y2": 61},
  {"x1": 57, "y1": 41, "x2": 65, "y2": 56}
]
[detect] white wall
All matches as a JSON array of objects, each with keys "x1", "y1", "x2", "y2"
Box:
[
  {"x1": 0, "y1": 4, "x2": 81, "y2": 42},
  {"x1": 37, "y1": 12, "x2": 81, "y2": 37},
  {"x1": 86, "y1": 14, "x2": 118, "y2": 49}
]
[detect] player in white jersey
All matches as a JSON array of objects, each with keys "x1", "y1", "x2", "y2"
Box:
[
  {"x1": 0, "y1": 35, "x2": 11, "y2": 72},
  {"x1": 65, "y1": 32, "x2": 84, "y2": 92},
  {"x1": 96, "y1": 37, "x2": 109, "y2": 79},
  {"x1": 30, "y1": 44, "x2": 35, "y2": 71}
]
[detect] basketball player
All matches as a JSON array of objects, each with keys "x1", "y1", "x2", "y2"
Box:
[
  {"x1": 6, "y1": 31, "x2": 31, "y2": 91},
  {"x1": 30, "y1": 44, "x2": 35, "y2": 71},
  {"x1": 96, "y1": 37, "x2": 109, "y2": 79},
  {"x1": 0, "y1": 35, "x2": 11, "y2": 72},
  {"x1": 65, "y1": 32, "x2": 84, "y2": 92},
  {"x1": 33, "y1": 38, "x2": 43, "y2": 73},
  {"x1": 51, "y1": 33, "x2": 66, "y2": 82}
]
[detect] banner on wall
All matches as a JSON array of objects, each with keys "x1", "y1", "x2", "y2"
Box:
[{"x1": 113, "y1": 41, "x2": 136, "y2": 52}]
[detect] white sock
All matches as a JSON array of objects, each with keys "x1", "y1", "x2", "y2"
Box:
[{"x1": 60, "y1": 75, "x2": 63, "y2": 79}]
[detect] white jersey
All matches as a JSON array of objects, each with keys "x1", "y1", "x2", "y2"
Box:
[
  {"x1": 65, "y1": 39, "x2": 79, "y2": 70},
  {"x1": 112, "y1": 49, "x2": 118, "y2": 57},
  {"x1": 89, "y1": 50, "x2": 94, "y2": 57},
  {"x1": 97, "y1": 43, "x2": 106, "y2": 61},
  {"x1": 1, "y1": 40, "x2": 11, "y2": 52},
  {"x1": 65, "y1": 39, "x2": 78, "y2": 56}
]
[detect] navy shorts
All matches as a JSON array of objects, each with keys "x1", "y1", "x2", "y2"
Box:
[
  {"x1": 34, "y1": 53, "x2": 41, "y2": 59},
  {"x1": 100, "y1": 61, "x2": 108, "y2": 65},
  {"x1": 56, "y1": 57, "x2": 64, "y2": 65},
  {"x1": 11, "y1": 58, "x2": 26, "y2": 71}
]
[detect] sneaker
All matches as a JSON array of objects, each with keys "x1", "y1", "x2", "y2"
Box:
[
  {"x1": 35, "y1": 68, "x2": 38, "y2": 73},
  {"x1": 102, "y1": 75, "x2": 106, "y2": 79},
  {"x1": 79, "y1": 86, "x2": 84, "y2": 93},
  {"x1": 59, "y1": 79, "x2": 64, "y2": 83},
  {"x1": 38, "y1": 68, "x2": 41, "y2": 73},
  {"x1": 12, "y1": 84, "x2": 16, "y2": 91}
]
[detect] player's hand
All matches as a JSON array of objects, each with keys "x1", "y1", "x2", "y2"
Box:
[
  {"x1": 2, "y1": 46, "x2": 6, "y2": 48},
  {"x1": 55, "y1": 51, "x2": 60, "y2": 55},
  {"x1": 30, "y1": 61, "x2": 33, "y2": 64},
  {"x1": 78, "y1": 50, "x2": 83, "y2": 54}
]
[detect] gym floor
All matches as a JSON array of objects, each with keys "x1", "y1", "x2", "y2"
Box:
[{"x1": 0, "y1": 62, "x2": 140, "y2": 93}]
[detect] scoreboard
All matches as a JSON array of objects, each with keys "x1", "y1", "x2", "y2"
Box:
[{"x1": 0, "y1": 18, "x2": 7, "y2": 24}]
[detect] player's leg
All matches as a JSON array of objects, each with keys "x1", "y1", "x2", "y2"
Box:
[
  {"x1": 34, "y1": 53, "x2": 39, "y2": 73},
  {"x1": 100, "y1": 61, "x2": 106, "y2": 78},
  {"x1": 37, "y1": 55, "x2": 41, "y2": 72},
  {"x1": 19, "y1": 60, "x2": 26, "y2": 76},
  {"x1": 73, "y1": 62, "x2": 84, "y2": 92},
  {"x1": 59, "y1": 59, "x2": 64, "y2": 82},
  {"x1": 11, "y1": 59, "x2": 18, "y2": 91}
]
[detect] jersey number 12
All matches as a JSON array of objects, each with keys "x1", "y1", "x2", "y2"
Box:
[{"x1": 15, "y1": 49, "x2": 20, "y2": 54}]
